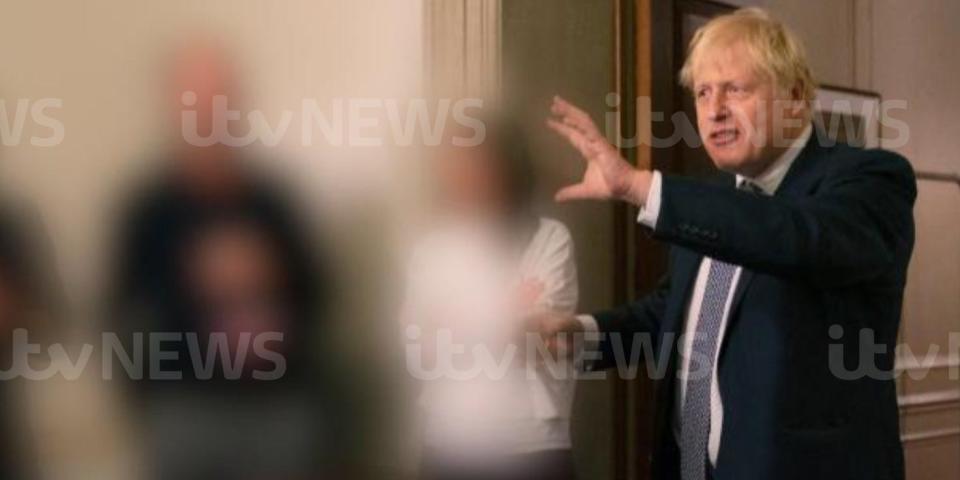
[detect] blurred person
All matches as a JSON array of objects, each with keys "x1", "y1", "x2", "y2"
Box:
[
  {"x1": 533, "y1": 8, "x2": 914, "y2": 480},
  {"x1": 106, "y1": 40, "x2": 338, "y2": 479},
  {"x1": 400, "y1": 117, "x2": 579, "y2": 480},
  {"x1": 0, "y1": 187, "x2": 64, "y2": 479}
]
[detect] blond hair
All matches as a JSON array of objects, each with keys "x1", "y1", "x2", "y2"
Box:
[{"x1": 679, "y1": 8, "x2": 816, "y2": 104}]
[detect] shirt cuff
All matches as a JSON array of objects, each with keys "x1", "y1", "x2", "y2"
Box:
[
  {"x1": 576, "y1": 314, "x2": 598, "y2": 334},
  {"x1": 575, "y1": 314, "x2": 601, "y2": 371},
  {"x1": 636, "y1": 170, "x2": 663, "y2": 229}
]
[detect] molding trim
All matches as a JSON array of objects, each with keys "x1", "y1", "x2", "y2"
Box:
[
  {"x1": 896, "y1": 354, "x2": 960, "y2": 372},
  {"x1": 898, "y1": 389, "x2": 960, "y2": 410},
  {"x1": 852, "y1": 0, "x2": 873, "y2": 89},
  {"x1": 902, "y1": 427, "x2": 960, "y2": 444},
  {"x1": 900, "y1": 390, "x2": 959, "y2": 445},
  {"x1": 915, "y1": 169, "x2": 960, "y2": 188}
]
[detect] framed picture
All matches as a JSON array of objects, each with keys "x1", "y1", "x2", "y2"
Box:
[{"x1": 813, "y1": 85, "x2": 882, "y2": 148}]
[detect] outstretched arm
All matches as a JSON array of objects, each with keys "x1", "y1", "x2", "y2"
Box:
[{"x1": 546, "y1": 96, "x2": 916, "y2": 286}]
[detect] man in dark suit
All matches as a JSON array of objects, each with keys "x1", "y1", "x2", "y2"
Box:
[{"x1": 534, "y1": 8, "x2": 915, "y2": 480}]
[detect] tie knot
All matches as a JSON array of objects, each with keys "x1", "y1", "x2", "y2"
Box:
[{"x1": 738, "y1": 181, "x2": 766, "y2": 195}]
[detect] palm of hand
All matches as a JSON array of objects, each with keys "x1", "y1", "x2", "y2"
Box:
[{"x1": 581, "y1": 140, "x2": 631, "y2": 198}]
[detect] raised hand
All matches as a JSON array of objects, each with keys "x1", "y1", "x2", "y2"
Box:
[{"x1": 546, "y1": 95, "x2": 651, "y2": 205}]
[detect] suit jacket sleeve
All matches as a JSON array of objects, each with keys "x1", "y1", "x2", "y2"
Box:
[
  {"x1": 589, "y1": 266, "x2": 671, "y2": 371},
  {"x1": 651, "y1": 150, "x2": 916, "y2": 287}
]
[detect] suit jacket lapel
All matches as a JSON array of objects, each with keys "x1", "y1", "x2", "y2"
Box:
[
  {"x1": 663, "y1": 248, "x2": 703, "y2": 337},
  {"x1": 654, "y1": 247, "x2": 703, "y2": 453},
  {"x1": 720, "y1": 129, "x2": 827, "y2": 358}
]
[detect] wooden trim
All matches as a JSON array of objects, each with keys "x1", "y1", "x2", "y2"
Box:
[
  {"x1": 915, "y1": 169, "x2": 960, "y2": 186},
  {"x1": 898, "y1": 390, "x2": 960, "y2": 409},
  {"x1": 613, "y1": 2, "x2": 660, "y2": 479},
  {"x1": 852, "y1": 0, "x2": 874, "y2": 89},
  {"x1": 901, "y1": 427, "x2": 960, "y2": 444},
  {"x1": 614, "y1": 3, "x2": 642, "y2": 478},
  {"x1": 817, "y1": 83, "x2": 881, "y2": 100},
  {"x1": 896, "y1": 355, "x2": 960, "y2": 372},
  {"x1": 629, "y1": 3, "x2": 656, "y2": 480},
  {"x1": 612, "y1": 3, "x2": 630, "y2": 480}
]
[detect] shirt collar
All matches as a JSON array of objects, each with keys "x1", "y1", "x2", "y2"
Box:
[{"x1": 736, "y1": 123, "x2": 813, "y2": 195}]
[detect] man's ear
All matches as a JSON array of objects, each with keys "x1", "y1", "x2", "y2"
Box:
[{"x1": 788, "y1": 84, "x2": 807, "y2": 117}]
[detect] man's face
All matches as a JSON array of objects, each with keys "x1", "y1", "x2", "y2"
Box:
[{"x1": 693, "y1": 42, "x2": 803, "y2": 177}]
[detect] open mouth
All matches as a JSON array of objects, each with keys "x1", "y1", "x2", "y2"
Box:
[{"x1": 709, "y1": 127, "x2": 740, "y2": 147}]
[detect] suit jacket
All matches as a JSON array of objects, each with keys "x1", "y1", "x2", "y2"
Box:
[{"x1": 591, "y1": 131, "x2": 916, "y2": 480}]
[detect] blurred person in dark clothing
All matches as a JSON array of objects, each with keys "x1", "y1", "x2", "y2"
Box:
[
  {"x1": 106, "y1": 39, "x2": 341, "y2": 480},
  {"x1": 0, "y1": 195, "x2": 63, "y2": 479},
  {"x1": 111, "y1": 180, "x2": 322, "y2": 386}
]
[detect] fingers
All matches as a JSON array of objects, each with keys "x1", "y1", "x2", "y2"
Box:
[
  {"x1": 522, "y1": 312, "x2": 582, "y2": 363},
  {"x1": 546, "y1": 118, "x2": 590, "y2": 153},
  {"x1": 550, "y1": 95, "x2": 601, "y2": 138},
  {"x1": 544, "y1": 326, "x2": 576, "y2": 361},
  {"x1": 554, "y1": 182, "x2": 597, "y2": 202},
  {"x1": 524, "y1": 310, "x2": 554, "y2": 337},
  {"x1": 551, "y1": 96, "x2": 592, "y2": 130}
]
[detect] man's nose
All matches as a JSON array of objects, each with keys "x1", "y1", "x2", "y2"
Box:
[{"x1": 707, "y1": 92, "x2": 730, "y2": 122}]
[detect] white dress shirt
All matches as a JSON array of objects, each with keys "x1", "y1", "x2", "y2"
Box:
[
  {"x1": 581, "y1": 124, "x2": 812, "y2": 466},
  {"x1": 402, "y1": 217, "x2": 579, "y2": 459}
]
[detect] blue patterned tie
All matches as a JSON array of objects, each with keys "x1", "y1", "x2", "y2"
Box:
[
  {"x1": 680, "y1": 181, "x2": 759, "y2": 480},
  {"x1": 680, "y1": 259, "x2": 737, "y2": 480}
]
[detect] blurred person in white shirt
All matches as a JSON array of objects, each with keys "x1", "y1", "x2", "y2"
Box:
[{"x1": 400, "y1": 116, "x2": 580, "y2": 480}]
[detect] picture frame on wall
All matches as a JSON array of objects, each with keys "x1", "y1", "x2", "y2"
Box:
[{"x1": 813, "y1": 85, "x2": 882, "y2": 148}]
